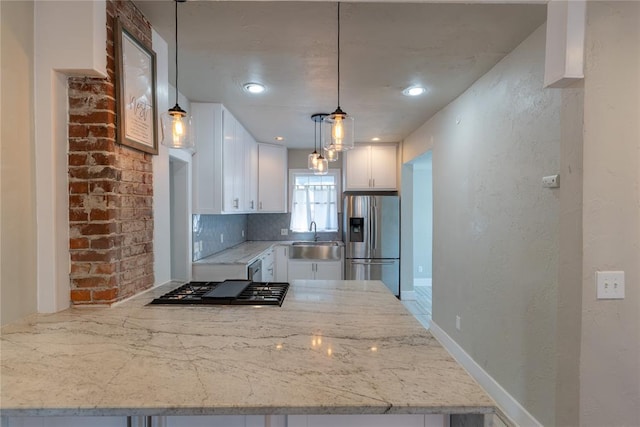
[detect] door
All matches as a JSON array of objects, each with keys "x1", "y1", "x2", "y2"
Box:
[
  {"x1": 314, "y1": 261, "x2": 343, "y2": 280},
  {"x1": 345, "y1": 145, "x2": 371, "y2": 190},
  {"x1": 370, "y1": 145, "x2": 397, "y2": 189},
  {"x1": 345, "y1": 259, "x2": 399, "y2": 296},
  {"x1": 371, "y1": 195, "x2": 400, "y2": 259},
  {"x1": 344, "y1": 195, "x2": 373, "y2": 259}
]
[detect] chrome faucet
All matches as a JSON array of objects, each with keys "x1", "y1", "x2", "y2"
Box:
[{"x1": 309, "y1": 221, "x2": 318, "y2": 241}]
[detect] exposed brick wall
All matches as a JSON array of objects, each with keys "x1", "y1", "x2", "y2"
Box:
[{"x1": 68, "y1": 0, "x2": 154, "y2": 305}]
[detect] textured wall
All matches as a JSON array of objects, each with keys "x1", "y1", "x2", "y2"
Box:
[
  {"x1": 413, "y1": 159, "x2": 433, "y2": 281},
  {"x1": 403, "y1": 25, "x2": 566, "y2": 426},
  {"x1": 580, "y1": 2, "x2": 640, "y2": 424},
  {"x1": 68, "y1": 0, "x2": 155, "y2": 304},
  {"x1": 0, "y1": 0, "x2": 38, "y2": 325}
]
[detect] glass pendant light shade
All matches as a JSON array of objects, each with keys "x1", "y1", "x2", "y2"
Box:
[
  {"x1": 323, "y1": 107, "x2": 354, "y2": 152},
  {"x1": 161, "y1": 0, "x2": 193, "y2": 149},
  {"x1": 324, "y1": 3, "x2": 354, "y2": 152},
  {"x1": 314, "y1": 154, "x2": 328, "y2": 175},
  {"x1": 325, "y1": 145, "x2": 339, "y2": 162},
  {"x1": 161, "y1": 104, "x2": 193, "y2": 149},
  {"x1": 308, "y1": 151, "x2": 320, "y2": 170}
]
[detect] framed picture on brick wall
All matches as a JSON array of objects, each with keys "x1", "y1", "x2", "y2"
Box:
[{"x1": 115, "y1": 19, "x2": 158, "y2": 155}]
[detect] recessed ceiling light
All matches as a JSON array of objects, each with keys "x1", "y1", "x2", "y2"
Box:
[
  {"x1": 274, "y1": 136, "x2": 285, "y2": 141},
  {"x1": 402, "y1": 86, "x2": 427, "y2": 97},
  {"x1": 371, "y1": 137, "x2": 380, "y2": 142},
  {"x1": 243, "y1": 82, "x2": 266, "y2": 94}
]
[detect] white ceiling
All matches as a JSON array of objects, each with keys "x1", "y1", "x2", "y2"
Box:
[{"x1": 134, "y1": 1, "x2": 546, "y2": 148}]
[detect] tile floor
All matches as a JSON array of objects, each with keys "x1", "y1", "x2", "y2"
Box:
[{"x1": 402, "y1": 285, "x2": 432, "y2": 329}]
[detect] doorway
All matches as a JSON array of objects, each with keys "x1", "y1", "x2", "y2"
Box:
[
  {"x1": 169, "y1": 156, "x2": 191, "y2": 282},
  {"x1": 400, "y1": 151, "x2": 433, "y2": 329}
]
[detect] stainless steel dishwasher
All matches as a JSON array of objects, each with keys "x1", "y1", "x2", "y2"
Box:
[{"x1": 247, "y1": 258, "x2": 262, "y2": 282}]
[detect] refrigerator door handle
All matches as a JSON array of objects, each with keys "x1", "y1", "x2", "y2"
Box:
[
  {"x1": 371, "y1": 198, "x2": 378, "y2": 251},
  {"x1": 350, "y1": 260, "x2": 397, "y2": 265}
]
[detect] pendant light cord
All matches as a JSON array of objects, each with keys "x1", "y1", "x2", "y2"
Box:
[
  {"x1": 337, "y1": 2, "x2": 341, "y2": 109},
  {"x1": 174, "y1": 0, "x2": 179, "y2": 104}
]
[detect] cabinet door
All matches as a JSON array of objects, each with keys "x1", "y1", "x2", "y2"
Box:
[
  {"x1": 258, "y1": 143, "x2": 287, "y2": 212},
  {"x1": 261, "y1": 249, "x2": 275, "y2": 282},
  {"x1": 274, "y1": 246, "x2": 288, "y2": 282},
  {"x1": 344, "y1": 146, "x2": 371, "y2": 190},
  {"x1": 191, "y1": 103, "x2": 223, "y2": 214},
  {"x1": 287, "y1": 260, "x2": 314, "y2": 281},
  {"x1": 314, "y1": 261, "x2": 343, "y2": 280},
  {"x1": 222, "y1": 109, "x2": 238, "y2": 212},
  {"x1": 244, "y1": 131, "x2": 258, "y2": 212},
  {"x1": 370, "y1": 145, "x2": 397, "y2": 190}
]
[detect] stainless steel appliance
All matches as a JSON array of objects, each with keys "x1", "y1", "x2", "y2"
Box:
[
  {"x1": 149, "y1": 280, "x2": 289, "y2": 306},
  {"x1": 343, "y1": 193, "x2": 400, "y2": 296},
  {"x1": 247, "y1": 259, "x2": 262, "y2": 282}
]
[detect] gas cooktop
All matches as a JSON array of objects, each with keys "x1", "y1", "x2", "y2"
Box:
[{"x1": 148, "y1": 280, "x2": 289, "y2": 306}]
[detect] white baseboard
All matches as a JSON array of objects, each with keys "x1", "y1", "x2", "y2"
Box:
[
  {"x1": 429, "y1": 321, "x2": 542, "y2": 427},
  {"x1": 401, "y1": 290, "x2": 417, "y2": 301},
  {"x1": 414, "y1": 278, "x2": 432, "y2": 287}
]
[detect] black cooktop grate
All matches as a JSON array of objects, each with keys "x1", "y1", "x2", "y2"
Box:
[{"x1": 148, "y1": 281, "x2": 289, "y2": 306}]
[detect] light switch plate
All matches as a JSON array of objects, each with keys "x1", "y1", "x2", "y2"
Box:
[{"x1": 596, "y1": 271, "x2": 625, "y2": 299}]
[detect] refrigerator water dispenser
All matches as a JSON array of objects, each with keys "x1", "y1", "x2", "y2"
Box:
[{"x1": 349, "y1": 217, "x2": 364, "y2": 242}]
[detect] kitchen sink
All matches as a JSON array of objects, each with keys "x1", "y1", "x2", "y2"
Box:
[{"x1": 289, "y1": 241, "x2": 342, "y2": 260}]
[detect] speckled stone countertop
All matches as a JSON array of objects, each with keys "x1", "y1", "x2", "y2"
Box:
[
  {"x1": 0, "y1": 280, "x2": 495, "y2": 417},
  {"x1": 193, "y1": 241, "x2": 283, "y2": 265}
]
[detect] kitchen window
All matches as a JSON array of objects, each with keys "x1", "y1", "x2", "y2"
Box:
[{"x1": 289, "y1": 170, "x2": 340, "y2": 232}]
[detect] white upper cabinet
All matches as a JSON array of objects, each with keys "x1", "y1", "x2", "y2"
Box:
[
  {"x1": 344, "y1": 144, "x2": 397, "y2": 191},
  {"x1": 191, "y1": 102, "x2": 258, "y2": 214},
  {"x1": 244, "y1": 129, "x2": 258, "y2": 212},
  {"x1": 257, "y1": 143, "x2": 287, "y2": 213}
]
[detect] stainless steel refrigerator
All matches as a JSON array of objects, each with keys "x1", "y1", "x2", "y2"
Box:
[{"x1": 343, "y1": 193, "x2": 400, "y2": 297}]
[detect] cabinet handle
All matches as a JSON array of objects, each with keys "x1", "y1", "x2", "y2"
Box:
[
  {"x1": 233, "y1": 198, "x2": 239, "y2": 208},
  {"x1": 250, "y1": 200, "x2": 254, "y2": 209},
  {"x1": 368, "y1": 178, "x2": 372, "y2": 188},
  {"x1": 372, "y1": 178, "x2": 375, "y2": 188},
  {"x1": 259, "y1": 201, "x2": 263, "y2": 210}
]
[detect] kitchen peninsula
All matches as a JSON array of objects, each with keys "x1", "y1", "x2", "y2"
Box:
[{"x1": 1, "y1": 280, "x2": 497, "y2": 425}]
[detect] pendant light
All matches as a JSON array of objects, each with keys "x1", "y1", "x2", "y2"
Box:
[
  {"x1": 314, "y1": 114, "x2": 328, "y2": 175},
  {"x1": 308, "y1": 114, "x2": 321, "y2": 170},
  {"x1": 309, "y1": 114, "x2": 328, "y2": 175},
  {"x1": 323, "y1": 2, "x2": 354, "y2": 152},
  {"x1": 161, "y1": 0, "x2": 193, "y2": 149}
]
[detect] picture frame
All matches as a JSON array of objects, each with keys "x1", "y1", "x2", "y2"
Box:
[{"x1": 114, "y1": 19, "x2": 158, "y2": 155}]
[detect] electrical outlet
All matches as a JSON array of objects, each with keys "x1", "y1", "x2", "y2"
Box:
[
  {"x1": 418, "y1": 265, "x2": 423, "y2": 273},
  {"x1": 281, "y1": 228, "x2": 289, "y2": 236},
  {"x1": 242, "y1": 230, "x2": 245, "y2": 237},
  {"x1": 220, "y1": 233, "x2": 224, "y2": 243},
  {"x1": 596, "y1": 271, "x2": 625, "y2": 299},
  {"x1": 542, "y1": 174, "x2": 560, "y2": 188},
  {"x1": 456, "y1": 315, "x2": 461, "y2": 331}
]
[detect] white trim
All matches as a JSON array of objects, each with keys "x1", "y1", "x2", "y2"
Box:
[
  {"x1": 429, "y1": 321, "x2": 542, "y2": 427},
  {"x1": 414, "y1": 278, "x2": 432, "y2": 287},
  {"x1": 401, "y1": 290, "x2": 416, "y2": 301}
]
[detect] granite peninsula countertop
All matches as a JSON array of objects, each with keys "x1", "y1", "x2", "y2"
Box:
[
  {"x1": 0, "y1": 280, "x2": 496, "y2": 417},
  {"x1": 193, "y1": 241, "x2": 283, "y2": 265}
]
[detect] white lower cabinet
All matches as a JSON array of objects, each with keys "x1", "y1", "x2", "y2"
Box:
[
  {"x1": 163, "y1": 415, "x2": 283, "y2": 427},
  {"x1": 3, "y1": 417, "x2": 128, "y2": 427},
  {"x1": 287, "y1": 260, "x2": 343, "y2": 281},
  {"x1": 287, "y1": 414, "x2": 444, "y2": 427},
  {"x1": 3, "y1": 414, "x2": 443, "y2": 427},
  {"x1": 261, "y1": 248, "x2": 275, "y2": 282},
  {"x1": 274, "y1": 245, "x2": 289, "y2": 282}
]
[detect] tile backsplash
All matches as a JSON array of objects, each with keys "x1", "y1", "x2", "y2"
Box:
[
  {"x1": 247, "y1": 213, "x2": 342, "y2": 242},
  {"x1": 193, "y1": 213, "x2": 343, "y2": 261},
  {"x1": 192, "y1": 214, "x2": 248, "y2": 261}
]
